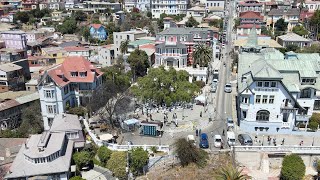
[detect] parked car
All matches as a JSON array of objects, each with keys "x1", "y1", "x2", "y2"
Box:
[
  {"x1": 212, "y1": 79, "x2": 218, "y2": 86},
  {"x1": 224, "y1": 83, "x2": 232, "y2": 93},
  {"x1": 214, "y1": 135, "x2": 223, "y2": 148},
  {"x1": 227, "y1": 131, "x2": 236, "y2": 146},
  {"x1": 238, "y1": 134, "x2": 253, "y2": 146},
  {"x1": 199, "y1": 133, "x2": 209, "y2": 148},
  {"x1": 226, "y1": 117, "x2": 234, "y2": 129}
]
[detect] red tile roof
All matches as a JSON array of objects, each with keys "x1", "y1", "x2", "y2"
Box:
[
  {"x1": 47, "y1": 56, "x2": 103, "y2": 87},
  {"x1": 240, "y1": 11, "x2": 263, "y2": 19},
  {"x1": 0, "y1": 99, "x2": 20, "y2": 112},
  {"x1": 139, "y1": 44, "x2": 155, "y2": 49},
  {"x1": 63, "y1": 46, "x2": 89, "y2": 52},
  {"x1": 90, "y1": 24, "x2": 103, "y2": 29},
  {"x1": 238, "y1": 24, "x2": 261, "y2": 29}
]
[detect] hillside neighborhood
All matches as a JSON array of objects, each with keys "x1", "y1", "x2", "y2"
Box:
[{"x1": 0, "y1": 0, "x2": 320, "y2": 179}]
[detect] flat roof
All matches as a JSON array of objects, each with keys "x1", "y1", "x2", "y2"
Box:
[{"x1": 0, "y1": 91, "x2": 35, "y2": 100}]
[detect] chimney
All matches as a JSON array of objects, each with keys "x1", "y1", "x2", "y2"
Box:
[{"x1": 5, "y1": 148, "x2": 10, "y2": 157}]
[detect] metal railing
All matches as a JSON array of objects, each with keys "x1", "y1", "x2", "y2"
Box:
[{"x1": 232, "y1": 145, "x2": 320, "y2": 154}]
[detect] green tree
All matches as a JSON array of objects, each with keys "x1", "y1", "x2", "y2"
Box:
[
  {"x1": 67, "y1": 106, "x2": 87, "y2": 117},
  {"x1": 70, "y1": 176, "x2": 85, "y2": 180},
  {"x1": 275, "y1": 18, "x2": 288, "y2": 32},
  {"x1": 185, "y1": 16, "x2": 199, "y2": 27},
  {"x1": 14, "y1": 11, "x2": 30, "y2": 23},
  {"x1": 92, "y1": 19, "x2": 101, "y2": 24},
  {"x1": 130, "y1": 147, "x2": 149, "y2": 175},
  {"x1": 174, "y1": 138, "x2": 208, "y2": 167},
  {"x1": 100, "y1": 65, "x2": 131, "y2": 88},
  {"x1": 147, "y1": 11, "x2": 152, "y2": 18},
  {"x1": 131, "y1": 66, "x2": 200, "y2": 106},
  {"x1": 292, "y1": 25, "x2": 308, "y2": 36},
  {"x1": 216, "y1": 166, "x2": 251, "y2": 180},
  {"x1": 286, "y1": 44, "x2": 299, "y2": 52},
  {"x1": 73, "y1": 151, "x2": 93, "y2": 170},
  {"x1": 107, "y1": 151, "x2": 127, "y2": 179},
  {"x1": 97, "y1": 146, "x2": 113, "y2": 166},
  {"x1": 120, "y1": 40, "x2": 129, "y2": 55},
  {"x1": 309, "y1": 121, "x2": 318, "y2": 131},
  {"x1": 299, "y1": 44, "x2": 320, "y2": 53},
  {"x1": 19, "y1": 101, "x2": 43, "y2": 136},
  {"x1": 57, "y1": 18, "x2": 78, "y2": 34},
  {"x1": 72, "y1": 11, "x2": 87, "y2": 21},
  {"x1": 193, "y1": 43, "x2": 212, "y2": 67},
  {"x1": 82, "y1": 26, "x2": 90, "y2": 42},
  {"x1": 280, "y1": 154, "x2": 305, "y2": 180},
  {"x1": 209, "y1": 19, "x2": 223, "y2": 29},
  {"x1": 127, "y1": 49, "x2": 150, "y2": 81}
]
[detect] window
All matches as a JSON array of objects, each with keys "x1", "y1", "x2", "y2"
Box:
[
  {"x1": 269, "y1": 95, "x2": 274, "y2": 104},
  {"x1": 300, "y1": 88, "x2": 311, "y2": 98},
  {"x1": 44, "y1": 90, "x2": 54, "y2": 98},
  {"x1": 64, "y1": 86, "x2": 69, "y2": 95},
  {"x1": 257, "y1": 82, "x2": 263, "y2": 87},
  {"x1": 255, "y1": 95, "x2": 261, "y2": 103},
  {"x1": 256, "y1": 110, "x2": 270, "y2": 121},
  {"x1": 264, "y1": 81, "x2": 270, "y2": 87},
  {"x1": 46, "y1": 105, "x2": 57, "y2": 114},
  {"x1": 242, "y1": 97, "x2": 248, "y2": 104},
  {"x1": 262, "y1": 95, "x2": 268, "y2": 104},
  {"x1": 80, "y1": 72, "x2": 87, "y2": 77},
  {"x1": 71, "y1": 72, "x2": 78, "y2": 77},
  {"x1": 271, "y1": 82, "x2": 277, "y2": 87},
  {"x1": 314, "y1": 100, "x2": 320, "y2": 110}
]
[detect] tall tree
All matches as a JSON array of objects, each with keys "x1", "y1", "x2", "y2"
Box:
[
  {"x1": 127, "y1": 49, "x2": 150, "y2": 81},
  {"x1": 97, "y1": 146, "x2": 113, "y2": 166},
  {"x1": 193, "y1": 43, "x2": 213, "y2": 67},
  {"x1": 14, "y1": 11, "x2": 30, "y2": 23},
  {"x1": 130, "y1": 66, "x2": 200, "y2": 106},
  {"x1": 185, "y1": 16, "x2": 199, "y2": 27},
  {"x1": 57, "y1": 18, "x2": 78, "y2": 34},
  {"x1": 215, "y1": 166, "x2": 251, "y2": 180},
  {"x1": 107, "y1": 151, "x2": 127, "y2": 179},
  {"x1": 19, "y1": 101, "x2": 43, "y2": 136},
  {"x1": 88, "y1": 81, "x2": 133, "y2": 128},
  {"x1": 120, "y1": 39, "x2": 130, "y2": 55},
  {"x1": 275, "y1": 18, "x2": 288, "y2": 32},
  {"x1": 82, "y1": 26, "x2": 90, "y2": 42},
  {"x1": 72, "y1": 11, "x2": 87, "y2": 21},
  {"x1": 130, "y1": 147, "x2": 149, "y2": 175},
  {"x1": 73, "y1": 151, "x2": 93, "y2": 170}
]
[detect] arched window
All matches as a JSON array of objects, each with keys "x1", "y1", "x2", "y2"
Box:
[{"x1": 256, "y1": 110, "x2": 270, "y2": 121}]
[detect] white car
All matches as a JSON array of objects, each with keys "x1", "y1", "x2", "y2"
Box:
[
  {"x1": 227, "y1": 131, "x2": 236, "y2": 146},
  {"x1": 212, "y1": 79, "x2": 218, "y2": 86},
  {"x1": 224, "y1": 83, "x2": 232, "y2": 93},
  {"x1": 214, "y1": 135, "x2": 223, "y2": 148}
]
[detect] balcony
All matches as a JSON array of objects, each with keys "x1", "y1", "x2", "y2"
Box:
[
  {"x1": 240, "y1": 103, "x2": 249, "y2": 109},
  {"x1": 296, "y1": 115, "x2": 310, "y2": 122}
]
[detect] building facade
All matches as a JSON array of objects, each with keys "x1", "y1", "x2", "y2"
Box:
[
  {"x1": 154, "y1": 27, "x2": 213, "y2": 68},
  {"x1": 0, "y1": 63, "x2": 25, "y2": 93},
  {"x1": 151, "y1": 0, "x2": 189, "y2": 18},
  {"x1": 38, "y1": 56, "x2": 103, "y2": 130},
  {"x1": 1, "y1": 31, "x2": 27, "y2": 50},
  {"x1": 237, "y1": 29, "x2": 320, "y2": 133},
  {"x1": 277, "y1": 32, "x2": 312, "y2": 49},
  {"x1": 136, "y1": 0, "x2": 151, "y2": 11},
  {"x1": 89, "y1": 24, "x2": 108, "y2": 41}
]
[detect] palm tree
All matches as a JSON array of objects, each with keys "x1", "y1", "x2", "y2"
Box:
[
  {"x1": 192, "y1": 43, "x2": 213, "y2": 68},
  {"x1": 120, "y1": 39, "x2": 129, "y2": 55},
  {"x1": 216, "y1": 166, "x2": 251, "y2": 180}
]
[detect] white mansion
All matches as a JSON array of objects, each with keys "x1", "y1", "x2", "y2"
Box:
[{"x1": 237, "y1": 29, "x2": 320, "y2": 133}]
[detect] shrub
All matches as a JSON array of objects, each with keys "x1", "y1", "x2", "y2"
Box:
[
  {"x1": 68, "y1": 106, "x2": 87, "y2": 117},
  {"x1": 130, "y1": 147, "x2": 149, "y2": 175},
  {"x1": 309, "y1": 121, "x2": 318, "y2": 131},
  {"x1": 194, "y1": 81, "x2": 205, "y2": 88},
  {"x1": 107, "y1": 151, "x2": 127, "y2": 179},
  {"x1": 73, "y1": 151, "x2": 93, "y2": 170},
  {"x1": 310, "y1": 113, "x2": 320, "y2": 125},
  {"x1": 97, "y1": 146, "x2": 113, "y2": 166},
  {"x1": 70, "y1": 176, "x2": 85, "y2": 180},
  {"x1": 174, "y1": 138, "x2": 208, "y2": 167},
  {"x1": 280, "y1": 154, "x2": 305, "y2": 180}
]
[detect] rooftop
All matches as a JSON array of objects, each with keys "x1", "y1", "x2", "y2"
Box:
[
  {"x1": 64, "y1": 46, "x2": 89, "y2": 52},
  {"x1": 240, "y1": 11, "x2": 263, "y2": 19},
  {"x1": 0, "y1": 63, "x2": 22, "y2": 72},
  {"x1": 268, "y1": 8, "x2": 300, "y2": 16},
  {"x1": 277, "y1": 32, "x2": 311, "y2": 42},
  {"x1": 90, "y1": 24, "x2": 104, "y2": 29},
  {"x1": 159, "y1": 27, "x2": 208, "y2": 35},
  {"x1": 50, "y1": 114, "x2": 82, "y2": 132},
  {"x1": 128, "y1": 39, "x2": 155, "y2": 47},
  {"x1": 0, "y1": 90, "x2": 35, "y2": 100}
]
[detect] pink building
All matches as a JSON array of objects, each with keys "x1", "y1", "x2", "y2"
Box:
[{"x1": 1, "y1": 31, "x2": 27, "y2": 50}]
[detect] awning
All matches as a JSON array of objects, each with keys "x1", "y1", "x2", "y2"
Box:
[
  {"x1": 99, "y1": 133, "x2": 113, "y2": 141},
  {"x1": 124, "y1": 118, "x2": 139, "y2": 125},
  {"x1": 195, "y1": 95, "x2": 206, "y2": 103}
]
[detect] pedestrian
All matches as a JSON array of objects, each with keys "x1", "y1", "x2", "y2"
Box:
[
  {"x1": 300, "y1": 140, "x2": 304, "y2": 146},
  {"x1": 199, "y1": 129, "x2": 202, "y2": 135},
  {"x1": 220, "y1": 142, "x2": 224, "y2": 150},
  {"x1": 255, "y1": 135, "x2": 258, "y2": 142},
  {"x1": 200, "y1": 111, "x2": 202, "y2": 117},
  {"x1": 211, "y1": 131, "x2": 214, "y2": 137},
  {"x1": 282, "y1": 138, "x2": 285, "y2": 145},
  {"x1": 150, "y1": 114, "x2": 153, "y2": 121},
  {"x1": 222, "y1": 129, "x2": 225, "y2": 136},
  {"x1": 196, "y1": 129, "x2": 199, "y2": 136}
]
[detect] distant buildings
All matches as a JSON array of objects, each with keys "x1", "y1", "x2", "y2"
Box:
[
  {"x1": 237, "y1": 0, "x2": 263, "y2": 14},
  {"x1": 151, "y1": 0, "x2": 189, "y2": 18},
  {"x1": 237, "y1": 11, "x2": 264, "y2": 35},
  {"x1": 0, "y1": 31, "x2": 27, "y2": 50},
  {"x1": 5, "y1": 114, "x2": 85, "y2": 179},
  {"x1": 89, "y1": 24, "x2": 108, "y2": 41},
  {"x1": 38, "y1": 56, "x2": 103, "y2": 130},
  {"x1": 266, "y1": 8, "x2": 300, "y2": 30},
  {"x1": 0, "y1": 63, "x2": 25, "y2": 93}
]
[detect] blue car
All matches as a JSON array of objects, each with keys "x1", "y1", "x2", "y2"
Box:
[{"x1": 199, "y1": 133, "x2": 209, "y2": 148}]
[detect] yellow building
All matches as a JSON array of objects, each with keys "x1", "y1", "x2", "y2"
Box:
[{"x1": 41, "y1": 47, "x2": 67, "y2": 64}]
